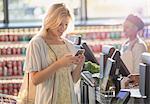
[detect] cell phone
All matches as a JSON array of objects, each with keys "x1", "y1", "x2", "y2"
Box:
[{"x1": 75, "y1": 49, "x2": 84, "y2": 56}]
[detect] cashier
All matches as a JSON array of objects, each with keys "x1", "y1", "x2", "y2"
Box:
[{"x1": 120, "y1": 14, "x2": 147, "y2": 88}]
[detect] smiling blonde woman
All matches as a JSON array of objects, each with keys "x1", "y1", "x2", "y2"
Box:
[{"x1": 23, "y1": 3, "x2": 85, "y2": 104}]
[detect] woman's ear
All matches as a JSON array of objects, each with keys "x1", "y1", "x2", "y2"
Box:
[{"x1": 137, "y1": 29, "x2": 144, "y2": 37}]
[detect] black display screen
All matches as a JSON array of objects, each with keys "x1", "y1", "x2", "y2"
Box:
[{"x1": 81, "y1": 42, "x2": 99, "y2": 65}]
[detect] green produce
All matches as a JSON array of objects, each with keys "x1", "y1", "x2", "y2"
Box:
[{"x1": 84, "y1": 61, "x2": 100, "y2": 74}]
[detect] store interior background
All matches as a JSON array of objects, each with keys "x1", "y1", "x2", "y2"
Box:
[{"x1": 0, "y1": 0, "x2": 150, "y2": 103}]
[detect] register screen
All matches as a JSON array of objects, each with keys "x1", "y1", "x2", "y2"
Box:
[{"x1": 117, "y1": 91, "x2": 128, "y2": 99}]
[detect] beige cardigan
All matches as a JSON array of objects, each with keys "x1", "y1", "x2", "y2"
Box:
[{"x1": 24, "y1": 35, "x2": 78, "y2": 104}]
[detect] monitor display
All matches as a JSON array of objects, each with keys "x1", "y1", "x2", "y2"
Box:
[
  {"x1": 99, "y1": 45, "x2": 115, "y2": 79},
  {"x1": 81, "y1": 42, "x2": 99, "y2": 65},
  {"x1": 117, "y1": 91, "x2": 129, "y2": 99},
  {"x1": 139, "y1": 52, "x2": 150, "y2": 97},
  {"x1": 100, "y1": 58, "x2": 116, "y2": 91},
  {"x1": 111, "y1": 50, "x2": 130, "y2": 77},
  {"x1": 111, "y1": 91, "x2": 130, "y2": 104},
  {"x1": 102, "y1": 45, "x2": 115, "y2": 56},
  {"x1": 100, "y1": 48, "x2": 130, "y2": 92},
  {"x1": 139, "y1": 63, "x2": 148, "y2": 96}
]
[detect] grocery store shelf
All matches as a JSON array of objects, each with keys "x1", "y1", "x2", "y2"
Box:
[
  {"x1": 0, "y1": 76, "x2": 23, "y2": 80},
  {"x1": 0, "y1": 79, "x2": 23, "y2": 84},
  {"x1": 70, "y1": 29, "x2": 123, "y2": 34},
  {"x1": 0, "y1": 55, "x2": 25, "y2": 60},
  {"x1": 0, "y1": 43, "x2": 28, "y2": 48},
  {"x1": 0, "y1": 93, "x2": 18, "y2": 100},
  {"x1": 0, "y1": 41, "x2": 29, "y2": 45},
  {"x1": 85, "y1": 38, "x2": 126, "y2": 45},
  {"x1": 0, "y1": 78, "x2": 23, "y2": 84}
]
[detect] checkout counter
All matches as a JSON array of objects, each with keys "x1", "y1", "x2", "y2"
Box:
[
  {"x1": 80, "y1": 71, "x2": 97, "y2": 104},
  {"x1": 76, "y1": 42, "x2": 150, "y2": 104},
  {"x1": 80, "y1": 52, "x2": 150, "y2": 104},
  {"x1": 80, "y1": 71, "x2": 130, "y2": 104},
  {"x1": 80, "y1": 71, "x2": 149, "y2": 104},
  {"x1": 80, "y1": 71, "x2": 117, "y2": 104}
]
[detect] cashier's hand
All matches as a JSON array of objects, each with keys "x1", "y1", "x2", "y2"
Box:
[{"x1": 125, "y1": 75, "x2": 140, "y2": 88}]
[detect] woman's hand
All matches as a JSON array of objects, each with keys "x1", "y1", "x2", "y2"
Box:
[
  {"x1": 71, "y1": 54, "x2": 85, "y2": 83},
  {"x1": 57, "y1": 54, "x2": 79, "y2": 67}
]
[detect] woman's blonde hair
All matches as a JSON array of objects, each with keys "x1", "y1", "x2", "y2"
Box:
[{"x1": 39, "y1": 3, "x2": 73, "y2": 36}]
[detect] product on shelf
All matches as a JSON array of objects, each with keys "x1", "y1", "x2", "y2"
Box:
[
  {"x1": 0, "y1": 27, "x2": 39, "y2": 99},
  {"x1": 0, "y1": 83, "x2": 21, "y2": 96}
]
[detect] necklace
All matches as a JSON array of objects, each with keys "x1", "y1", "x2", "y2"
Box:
[
  {"x1": 41, "y1": 35, "x2": 71, "y2": 61},
  {"x1": 47, "y1": 44, "x2": 58, "y2": 61},
  {"x1": 46, "y1": 41, "x2": 71, "y2": 61}
]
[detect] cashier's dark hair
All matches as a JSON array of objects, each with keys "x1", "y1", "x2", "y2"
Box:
[{"x1": 125, "y1": 14, "x2": 144, "y2": 31}]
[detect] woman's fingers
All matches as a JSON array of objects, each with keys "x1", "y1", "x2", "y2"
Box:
[{"x1": 59, "y1": 53, "x2": 85, "y2": 66}]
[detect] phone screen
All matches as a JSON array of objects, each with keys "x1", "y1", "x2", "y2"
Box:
[{"x1": 75, "y1": 49, "x2": 84, "y2": 56}]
